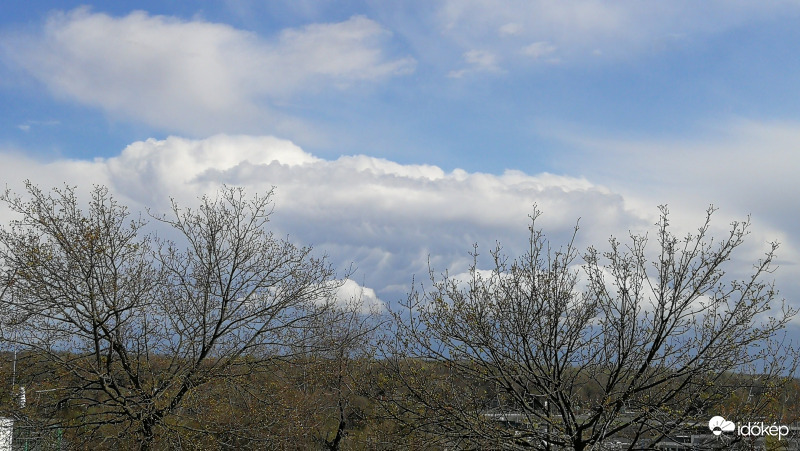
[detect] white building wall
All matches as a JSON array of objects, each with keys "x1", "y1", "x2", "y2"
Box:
[{"x1": 0, "y1": 418, "x2": 12, "y2": 451}]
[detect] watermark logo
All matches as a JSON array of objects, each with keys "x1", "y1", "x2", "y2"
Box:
[
  {"x1": 708, "y1": 415, "x2": 789, "y2": 440},
  {"x1": 708, "y1": 416, "x2": 735, "y2": 436}
]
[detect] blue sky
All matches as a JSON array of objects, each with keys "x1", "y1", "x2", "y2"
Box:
[{"x1": 1, "y1": 1, "x2": 799, "y2": 315}]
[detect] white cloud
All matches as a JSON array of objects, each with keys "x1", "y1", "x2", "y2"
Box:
[
  {"x1": 275, "y1": 16, "x2": 415, "y2": 83},
  {"x1": 435, "y1": 0, "x2": 800, "y2": 69},
  {"x1": 449, "y1": 49, "x2": 502, "y2": 77},
  {"x1": 333, "y1": 279, "x2": 386, "y2": 314},
  {"x1": 498, "y1": 23, "x2": 523, "y2": 36},
  {"x1": 1, "y1": 8, "x2": 414, "y2": 137},
  {"x1": 0, "y1": 150, "x2": 112, "y2": 197},
  {"x1": 549, "y1": 119, "x2": 800, "y2": 224},
  {"x1": 542, "y1": 118, "x2": 800, "y2": 314},
  {"x1": 464, "y1": 49, "x2": 499, "y2": 69},
  {"x1": 15, "y1": 120, "x2": 60, "y2": 133},
  {"x1": 105, "y1": 134, "x2": 318, "y2": 207},
  {"x1": 522, "y1": 41, "x2": 557, "y2": 60},
  {"x1": 2, "y1": 126, "x2": 796, "y2": 314},
  {"x1": 0, "y1": 134, "x2": 646, "y2": 304}
]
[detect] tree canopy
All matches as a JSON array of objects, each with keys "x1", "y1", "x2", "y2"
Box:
[
  {"x1": 383, "y1": 206, "x2": 797, "y2": 450},
  {"x1": 0, "y1": 185, "x2": 797, "y2": 450},
  {"x1": 0, "y1": 183, "x2": 346, "y2": 449}
]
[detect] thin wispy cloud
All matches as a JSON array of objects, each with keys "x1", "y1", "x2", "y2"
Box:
[{"x1": 435, "y1": 0, "x2": 800, "y2": 68}]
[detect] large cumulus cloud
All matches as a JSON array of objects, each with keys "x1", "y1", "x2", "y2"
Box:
[
  {"x1": 0, "y1": 134, "x2": 650, "y2": 305},
  {"x1": 1, "y1": 131, "x2": 795, "y2": 314}
]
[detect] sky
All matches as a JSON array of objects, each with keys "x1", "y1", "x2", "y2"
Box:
[{"x1": 0, "y1": 1, "x2": 799, "y2": 321}]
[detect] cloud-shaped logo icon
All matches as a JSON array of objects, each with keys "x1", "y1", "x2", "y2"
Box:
[{"x1": 709, "y1": 416, "x2": 736, "y2": 436}]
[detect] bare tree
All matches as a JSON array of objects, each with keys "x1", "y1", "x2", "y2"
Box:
[
  {"x1": 384, "y1": 206, "x2": 797, "y2": 450},
  {"x1": 0, "y1": 183, "x2": 340, "y2": 449},
  {"x1": 176, "y1": 294, "x2": 385, "y2": 450},
  {"x1": 307, "y1": 298, "x2": 383, "y2": 451}
]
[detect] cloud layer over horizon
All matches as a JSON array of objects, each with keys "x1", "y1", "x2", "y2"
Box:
[
  {"x1": 1, "y1": 132, "x2": 795, "y2": 315},
  {"x1": 0, "y1": 134, "x2": 642, "y2": 301},
  {"x1": 1, "y1": 2, "x2": 798, "y2": 325}
]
